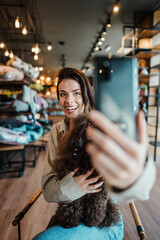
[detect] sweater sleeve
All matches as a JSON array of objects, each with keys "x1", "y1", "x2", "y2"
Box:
[
  {"x1": 41, "y1": 124, "x2": 85, "y2": 203},
  {"x1": 109, "y1": 153, "x2": 156, "y2": 203}
]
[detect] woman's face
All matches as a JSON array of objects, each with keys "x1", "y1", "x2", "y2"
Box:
[{"x1": 58, "y1": 79, "x2": 85, "y2": 119}]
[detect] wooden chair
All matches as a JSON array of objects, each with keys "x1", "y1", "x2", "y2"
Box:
[{"x1": 12, "y1": 188, "x2": 146, "y2": 240}]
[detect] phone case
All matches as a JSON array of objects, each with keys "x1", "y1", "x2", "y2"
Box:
[{"x1": 94, "y1": 57, "x2": 139, "y2": 140}]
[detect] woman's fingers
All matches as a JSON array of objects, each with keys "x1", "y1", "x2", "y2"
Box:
[
  {"x1": 71, "y1": 168, "x2": 79, "y2": 177},
  {"x1": 88, "y1": 110, "x2": 138, "y2": 155},
  {"x1": 86, "y1": 175, "x2": 102, "y2": 185},
  {"x1": 73, "y1": 168, "x2": 103, "y2": 194},
  {"x1": 87, "y1": 126, "x2": 136, "y2": 168},
  {"x1": 88, "y1": 181, "x2": 103, "y2": 190},
  {"x1": 86, "y1": 142, "x2": 142, "y2": 189}
]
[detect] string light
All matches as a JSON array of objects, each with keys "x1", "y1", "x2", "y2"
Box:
[
  {"x1": 102, "y1": 26, "x2": 107, "y2": 35},
  {"x1": 31, "y1": 43, "x2": 41, "y2": 54},
  {"x1": 4, "y1": 49, "x2": 9, "y2": 57},
  {"x1": 34, "y1": 54, "x2": 38, "y2": 61},
  {"x1": 40, "y1": 76, "x2": 45, "y2": 80},
  {"x1": 9, "y1": 51, "x2": 14, "y2": 58},
  {"x1": 15, "y1": 16, "x2": 20, "y2": 28},
  {"x1": 98, "y1": 41, "x2": 102, "y2": 46},
  {"x1": 47, "y1": 42, "x2": 52, "y2": 51},
  {"x1": 39, "y1": 67, "x2": 43, "y2": 71},
  {"x1": 101, "y1": 37, "x2": 105, "y2": 41},
  {"x1": 95, "y1": 46, "x2": 99, "y2": 51},
  {"x1": 22, "y1": 25, "x2": 28, "y2": 35},
  {"x1": 107, "y1": 17, "x2": 111, "y2": 28},
  {"x1": 46, "y1": 77, "x2": 51, "y2": 82},
  {"x1": 0, "y1": 42, "x2": 5, "y2": 48}
]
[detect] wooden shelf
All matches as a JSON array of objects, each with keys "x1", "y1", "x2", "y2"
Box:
[
  {"x1": 139, "y1": 73, "x2": 160, "y2": 78},
  {"x1": 0, "y1": 79, "x2": 34, "y2": 86},
  {"x1": 136, "y1": 29, "x2": 159, "y2": 38},
  {"x1": 135, "y1": 49, "x2": 160, "y2": 58},
  {"x1": 0, "y1": 111, "x2": 32, "y2": 116}
]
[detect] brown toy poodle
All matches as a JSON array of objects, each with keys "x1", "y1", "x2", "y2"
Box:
[{"x1": 50, "y1": 115, "x2": 120, "y2": 229}]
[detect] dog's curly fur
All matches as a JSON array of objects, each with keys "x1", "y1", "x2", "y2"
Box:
[{"x1": 50, "y1": 115, "x2": 120, "y2": 228}]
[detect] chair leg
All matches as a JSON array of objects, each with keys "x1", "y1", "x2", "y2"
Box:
[
  {"x1": 129, "y1": 201, "x2": 146, "y2": 239},
  {"x1": 18, "y1": 222, "x2": 21, "y2": 240}
]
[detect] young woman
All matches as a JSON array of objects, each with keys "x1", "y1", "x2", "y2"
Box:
[{"x1": 35, "y1": 67, "x2": 155, "y2": 240}]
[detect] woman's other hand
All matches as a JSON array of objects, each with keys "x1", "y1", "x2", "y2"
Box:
[
  {"x1": 71, "y1": 168, "x2": 103, "y2": 194},
  {"x1": 86, "y1": 110, "x2": 148, "y2": 190}
]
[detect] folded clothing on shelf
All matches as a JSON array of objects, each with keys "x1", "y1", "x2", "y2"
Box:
[
  {"x1": 0, "y1": 65, "x2": 24, "y2": 81},
  {"x1": 0, "y1": 126, "x2": 29, "y2": 145},
  {"x1": 0, "y1": 100, "x2": 30, "y2": 112},
  {"x1": 7, "y1": 56, "x2": 39, "y2": 79},
  {"x1": 12, "y1": 121, "x2": 43, "y2": 142}
]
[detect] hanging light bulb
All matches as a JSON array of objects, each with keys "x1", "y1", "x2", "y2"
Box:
[
  {"x1": 31, "y1": 43, "x2": 41, "y2": 54},
  {"x1": 35, "y1": 67, "x2": 39, "y2": 71},
  {"x1": 46, "y1": 77, "x2": 51, "y2": 82},
  {"x1": 4, "y1": 49, "x2": 9, "y2": 57},
  {"x1": 34, "y1": 54, "x2": 38, "y2": 61},
  {"x1": 34, "y1": 43, "x2": 41, "y2": 54},
  {"x1": 9, "y1": 51, "x2": 14, "y2": 58},
  {"x1": 47, "y1": 42, "x2": 52, "y2": 51},
  {"x1": 39, "y1": 67, "x2": 43, "y2": 71},
  {"x1": 101, "y1": 37, "x2": 105, "y2": 41},
  {"x1": 0, "y1": 42, "x2": 5, "y2": 48},
  {"x1": 15, "y1": 16, "x2": 20, "y2": 28},
  {"x1": 31, "y1": 46, "x2": 35, "y2": 53},
  {"x1": 22, "y1": 25, "x2": 28, "y2": 35},
  {"x1": 95, "y1": 46, "x2": 99, "y2": 51},
  {"x1": 40, "y1": 76, "x2": 45, "y2": 80},
  {"x1": 98, "y1": 41, "x2": 102, "y2": 46},
  {"x1": 107, "y1": 17, "x2": 111, "y2": 28},
  {"x1": 113, "y1": 1, "x2": 120, "y2": 13},
  {"x1": 102, "y1": 26, "x2": 107, "y2": 35}
]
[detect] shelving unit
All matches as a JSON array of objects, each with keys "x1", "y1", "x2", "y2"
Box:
[
  {"x1": 119, "y1": 17, "x2": 160, "y2": 161},
  {"x1": 0, "y1": 79, "x2": 47, "y2": 176}
]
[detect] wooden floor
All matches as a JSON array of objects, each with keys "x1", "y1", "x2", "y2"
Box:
[{"x1": 0, "y1": 148, "x2": 160, "y2": 240}]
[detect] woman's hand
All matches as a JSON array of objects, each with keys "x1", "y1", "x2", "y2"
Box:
[
  {"x1": 86, "y1": 110, "x2": 148, "y2": 190},
  {"x1": 71, "y1": 168, "x2": 103, "y2": 194}
]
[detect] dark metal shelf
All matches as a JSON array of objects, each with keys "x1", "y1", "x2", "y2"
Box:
[{"x1": 150, "y1": 141, "x2": 160, "y2": 147}]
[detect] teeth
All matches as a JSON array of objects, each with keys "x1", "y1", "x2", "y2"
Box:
[{"x1": 66, "y1": 107, "x2": 77, "y2": 110}]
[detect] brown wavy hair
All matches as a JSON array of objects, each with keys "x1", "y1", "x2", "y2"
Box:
[{"x1": 57, "y1": 67, "x2": 94, "y2": 113}]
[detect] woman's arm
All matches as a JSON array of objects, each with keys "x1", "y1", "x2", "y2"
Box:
[
  {"x1": 86, "y1": 110, "x2": 156, "y2": 203},
  {"x1": 41, "y1": 126, "x2": 85, "y2": 203},
  {"x1": 42, "y1": 124, "x2": 103, "y2": 203}
]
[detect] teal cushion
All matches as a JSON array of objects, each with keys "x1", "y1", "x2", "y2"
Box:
[{"x1": 32, "y1": 214, "x2": 124, "y2": 240}]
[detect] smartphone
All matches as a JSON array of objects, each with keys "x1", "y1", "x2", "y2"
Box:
[{"x1": 94, "y1": 57, "x2": 139, "y2": 140}]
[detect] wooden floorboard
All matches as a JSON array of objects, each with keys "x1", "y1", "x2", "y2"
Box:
[{"x1": 0, "y1": 147, "x2": 160, "y2": 240}]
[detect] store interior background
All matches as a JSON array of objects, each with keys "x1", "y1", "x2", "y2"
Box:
[{"x1": 0, "y1": 0, "x2": 160, "y2": 240}]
